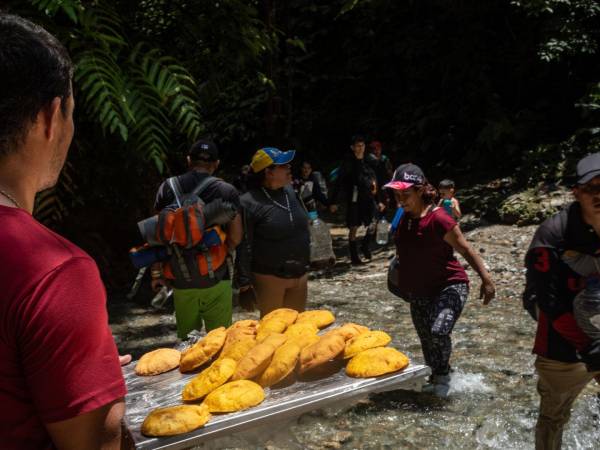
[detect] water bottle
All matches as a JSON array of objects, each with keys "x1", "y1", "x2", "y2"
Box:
[
  {"x1": 376, "y1": 218, "x2": 390, "y2": 245},
  {"x1": 151, "y1": 286, "x2": 173, "y2": 310},
  {"x1": 308, "y1": 211, "x2": 335, "y2": 266}
]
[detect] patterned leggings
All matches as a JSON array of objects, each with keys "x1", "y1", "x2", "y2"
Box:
[{"x1": 408, "y1": 283, "x2": 469, "y2": 376}]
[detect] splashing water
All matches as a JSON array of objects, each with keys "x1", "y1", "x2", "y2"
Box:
[{"x1": 448, "y1": 370, "x2": 495, "y2": 395}]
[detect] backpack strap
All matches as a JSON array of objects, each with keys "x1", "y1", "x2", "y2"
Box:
[
  {"x1": 191, "y1": 175, "x2": 217, "y2": 199},
  {"x1": 167, "y1": 176, "x2": 184, "y2": 208}
]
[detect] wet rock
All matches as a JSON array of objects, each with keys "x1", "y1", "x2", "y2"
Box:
[
  {"x1": 498, "y1": 186, "x2": 571, "y2": 226},
  {"x1": 322, "y1": 431, "x2": 353, "y2": 448}
]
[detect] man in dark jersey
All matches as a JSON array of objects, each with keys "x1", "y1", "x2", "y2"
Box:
[
  {"x1": 152, "y1": 139, "x2": 242, "y2": 338},
  {"x1": 523, "y1": 152, "x2": 600, "y2": 449},
  {"x1": 329, "y1": 135, "x2": 378, "y2": 265},
  {"x1": 0, "y1": 14, "x2": 127, "y2": 449}
]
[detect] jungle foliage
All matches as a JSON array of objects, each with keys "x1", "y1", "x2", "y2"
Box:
[{"x1": 2, "y1": 0, "x2": 599, "y2": 285}]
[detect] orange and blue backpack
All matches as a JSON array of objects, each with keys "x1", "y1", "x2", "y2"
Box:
[{"x1": 136, "y1": 175, "x2": 237, "y2": 289}]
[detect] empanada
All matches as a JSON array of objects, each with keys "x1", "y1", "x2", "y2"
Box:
[
  {"x1": 346, "y1": 347, "x2": 409, "y2": 378},
  {"x1": 343, "y1": 330, "x2": 391, "y2": 359},
  {"x1": 256, "y1": 341, "x2": 301, "y2": 387},
  {"x1": 298, "y1": 333, "x2": 345, "y2": 374},
  {"x1": 182, "y1": 357, "x2": 237, "y2": 401},
  {"x1": 228, "y1": 319, "x2": 259, "y2": 330},
  {"x1": 222, "y1": 327, "x2": 256, "y2": 354},
  {"x1": 141, "y1": 404, "x2": 210, "y2": 436},
  {"x1": 231, "y1": 340, "x2": 279, "y2": 381},
  {"x1": 261, "y1": 308, "x2": 298, "y2": 326},
  {"x1": 285, "y1": 322, "x2": 318, "y2": 339},
  {"x1": 203, "y1": 380, "x2": 265, "y2": 412},
  {"x1": 256, "y1": 318, "x2": 288, "y2": 342},
  {"x1": 180, "y1": 327, "x2": 227, "y2": 373},
  {"x1": 324, "y1": 323, "x2": 369, "y2": 341},
  {"x1": 135, "y1": 348, "x2": 181, "y2": 376},
  {"x1": 295, "y1": 310, "x2": 335, "y2": 329},
  {"x1": 218, "y1": 338, "x2": 256, "y2": 362}
]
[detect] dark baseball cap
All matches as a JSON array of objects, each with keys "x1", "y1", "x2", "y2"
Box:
[
  {"x1": 189, "y1": 139, "x2": 219, "y2": 162},
  {"x1": 384, "y1": 163, "x2": 426, "y2": 190},
  {"x1": 576, "y1": 152, "x2": 600, "y2": 185}
]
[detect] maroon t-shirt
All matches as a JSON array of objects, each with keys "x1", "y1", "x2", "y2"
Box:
[
  {"x1": 393, "y1": 207, "x2": 469, "y2": 297},
  {"x1": 0, "y1": 206, "x2": 126, "y2": 449}
]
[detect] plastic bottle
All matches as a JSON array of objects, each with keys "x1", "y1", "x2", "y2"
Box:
[
  {"x1": 151, "y1": 286, "x2": 173, "y2": 310},
  {"x1": 376, "y1": 217, "x2": 390, "y2": 245},
  {"x1": 308, "y1": 211, "x2": 335, "y2": 266}
]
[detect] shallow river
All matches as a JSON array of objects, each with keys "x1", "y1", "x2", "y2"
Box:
[{"x1": 111, "y1": 225, "x2": 600, "y2": 449}]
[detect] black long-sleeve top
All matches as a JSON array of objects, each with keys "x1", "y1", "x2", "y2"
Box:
[
  {"x1": 236, "y1": 185, "x2": 310, "y2": 285},
  {"x1": 329, "y1": 156, "x2": 378, "y2": 206}
]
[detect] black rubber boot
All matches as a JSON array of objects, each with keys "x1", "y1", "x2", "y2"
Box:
[
  {"x1": 360, "y1": 232, "x2": 374, "y2": 261},
  {"x1": 349, "y1": 240, "x2": 363, "y2": 265}
]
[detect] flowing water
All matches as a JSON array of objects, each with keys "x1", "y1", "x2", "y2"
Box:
[{"x1": 111, "y1": 224, "x2": 600, "y2": 449}]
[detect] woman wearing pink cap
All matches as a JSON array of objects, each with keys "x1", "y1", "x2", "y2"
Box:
[{"x1": 385, "y1": 163, "x2": 496, "y2": 397}]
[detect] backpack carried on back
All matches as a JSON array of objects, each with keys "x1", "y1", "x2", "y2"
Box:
[{"x1": 137, "y1": 175, "x2": 237, "y2": 289}]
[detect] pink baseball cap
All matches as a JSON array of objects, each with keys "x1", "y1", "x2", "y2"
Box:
[{"x1": 384, "y1": 163, "x2": 426, "y2": 190}]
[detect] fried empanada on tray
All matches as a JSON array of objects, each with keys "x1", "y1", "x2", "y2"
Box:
[
  {"x1": 182, "y1": 357, "x2": 237, "y2": 401},
  {"x1": 295, "y1": 309, "x2": 335, "y2": 329},
  {"x1": 256, "y1": 341, "x2": 301, "y2": 387},
  {"x1": 230, "y1": 336, "x2": 284, "y2": 381},
  {"x1": 346, "y1": 347, "x2": 409, "y2": 378},
  {"x1": 256, "y1": 318, "x2": 288, "y2": 342},
  {"x1": 141, "y1": 404, "x2": 211, "y2": 436},
  {"x1": 180, "y1": 327, "x2": 227, "y2": 373},
  {"x1": 203, "y1": 380, "x2": 265, "y2": 413},
  {"x1": 135, "y1": 348, "x2": 181, "y2": 376},
  {"x1": 228, "y1": 319, "x2": 259, "y2": 330},
  {"x1": 222, "y1": 327, "x2": 257, "y2": 354},
  {"x1": 261, "y1": 308, "x2": 299, "y2": 326},
  {"x1": 298, "y1": 333, "x2": 345, "y2": 374},
  {"x1": 323, "y1": 323, "x2": 369, "y2": 341},
  {"x1": 343, "y1": 330, "x2": 391, "y2": 359},
  {"x1": 218, "y1": 338, "x2": 256, "y2": 362}
]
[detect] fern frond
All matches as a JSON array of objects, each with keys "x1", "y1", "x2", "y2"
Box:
[
  {"x1": 77, "y1": 2, "x2": 127, "y2": 48},
  {"x1": 130, "y1": 44, "x2": 203, "y2": 142},
  {"x1": 75, "y1": 50, "x2": 131, "y2": 141},
  {"x1": 30, "y1": 0, "x2": 82, "y2": 23}
]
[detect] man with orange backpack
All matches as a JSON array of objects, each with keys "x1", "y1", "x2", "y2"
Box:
[{"x1": 151, "y1": 140, "x2": 242, "y2": 339}]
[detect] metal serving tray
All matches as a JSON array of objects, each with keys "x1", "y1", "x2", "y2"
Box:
[{"x1": 123, "y1": 361, "x2": 430, "y2": 449}]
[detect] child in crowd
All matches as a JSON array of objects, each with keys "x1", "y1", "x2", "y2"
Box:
[{"x1": 438, "y1": 179, "x2": 461, "y2": 220}]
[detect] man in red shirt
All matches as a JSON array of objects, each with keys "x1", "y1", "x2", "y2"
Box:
[{"x1": 0, "y1": 14, "x2": 127, "y2": 449}]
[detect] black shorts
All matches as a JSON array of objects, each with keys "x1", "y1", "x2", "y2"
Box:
[{"x1": 346, "y1": 200, "x2": 375, "y2": 228}]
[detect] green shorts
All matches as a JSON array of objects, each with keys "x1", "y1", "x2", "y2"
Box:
[{"x1": 173, "y1": 280, "x2": 232, "y2": 339}]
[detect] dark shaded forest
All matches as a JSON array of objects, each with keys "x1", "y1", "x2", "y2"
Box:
[{"x1": 2, "y1": 0, "x2": 599, "y2": 289}]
